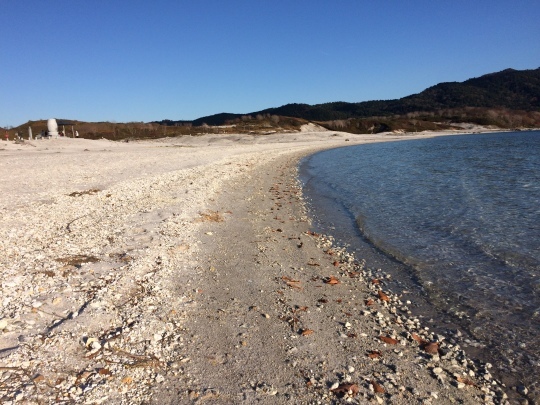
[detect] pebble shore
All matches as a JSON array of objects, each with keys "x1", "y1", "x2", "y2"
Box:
[{"x1": 0, "y1": 132, "x2": 529, "y2": 403}]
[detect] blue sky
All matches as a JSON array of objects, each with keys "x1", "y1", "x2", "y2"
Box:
[{"x1": 1, "y1": 0, "x2": 539, "y2": 127}]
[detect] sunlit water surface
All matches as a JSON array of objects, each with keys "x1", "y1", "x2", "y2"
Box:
[{"x1": 301, "y1": 131, "x2": 540, "y2": 384}]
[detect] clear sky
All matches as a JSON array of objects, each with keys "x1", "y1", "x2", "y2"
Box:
[{"x1": 1, "y1": 0, "x2": 539, "y2": 127}]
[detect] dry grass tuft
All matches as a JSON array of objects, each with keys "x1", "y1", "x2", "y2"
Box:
[
  {"x1": 68, "y1": 189, "x2": 100, "y2": 197},
  {"x1": 55, "y1": 255, "x2": 100, "y2": 267}
]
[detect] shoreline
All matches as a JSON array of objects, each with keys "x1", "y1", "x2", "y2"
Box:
[
  {"x1": 154, "y1": 151, "x2": 507, "y2": 404},
  {"x1": 299, "y1": 134, "x2": 540, "y2": 403},
  {"x1": 0, "y1": 130, "x2": 524, "y2": 403}
]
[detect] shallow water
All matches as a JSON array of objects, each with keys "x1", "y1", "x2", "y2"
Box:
[{"x1": 300, "y1": 131, "x2": 540, "y2": 387}]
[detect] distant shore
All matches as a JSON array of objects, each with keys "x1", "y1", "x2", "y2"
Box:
[{"x1": 0, "y1": 129, "x2": 524, "y2": 403}]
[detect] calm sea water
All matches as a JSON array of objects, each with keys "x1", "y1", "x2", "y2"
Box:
[{"x1": 301, "y1": 131, "x2": 540, "y2": 384}]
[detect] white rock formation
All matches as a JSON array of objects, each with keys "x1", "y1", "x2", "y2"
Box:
[{"x1": 47, "y1": 119, "x2": 59, "y2": 138}]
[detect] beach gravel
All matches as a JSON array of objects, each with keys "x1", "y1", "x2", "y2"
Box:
[{"x1": 0, "y1": 131, "x2": 518, "y2": 404}]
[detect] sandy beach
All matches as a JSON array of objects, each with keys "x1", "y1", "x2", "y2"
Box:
[{"x1": 0, "y1": 129, "x2": 516, "y2": 404}]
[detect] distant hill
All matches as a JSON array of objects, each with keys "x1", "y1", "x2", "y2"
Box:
[
  {"x1": 8, "y1": 67, "x2": 540, "y2": 140},
  {"x1": 392, "y1": 67, "x2": 540, "y2": 113},
  {"x1": 165, "y1": 67, "x2": 538, "y2": 127}
]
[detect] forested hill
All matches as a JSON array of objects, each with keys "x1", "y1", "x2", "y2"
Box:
[
  {"x1": 8, "y1": 68, "x2": 539, "y2": 140},
  {"x1": 178, "y1": 67, "x2": 540, "y2": 126}
]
